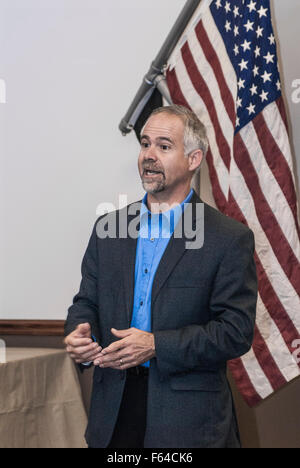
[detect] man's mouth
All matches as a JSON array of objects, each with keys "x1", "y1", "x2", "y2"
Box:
[{"x1": 143, "y1": 169, "x2": 163, "y2": 177}]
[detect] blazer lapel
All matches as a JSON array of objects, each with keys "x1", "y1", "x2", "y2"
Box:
[
  {"x1": 151, "y1": 191, "x2": 202, "y2": 307},
  {"x1": 120, "y1": 202, "x2": 141, "y2": 324}
]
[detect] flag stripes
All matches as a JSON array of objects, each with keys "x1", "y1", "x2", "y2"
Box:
[
  {"x1": 194, "y1": 21, "x2": 236, "y2": 125},
  {"x1": 234, "y1": 132, "x2": 300, "y2": 297},
  {"x1": 256, "y1": 103, "x2": 300, "y2": 237},
  {"x1": 182, "y1": 41, "x2": 232, "y2": 170}
]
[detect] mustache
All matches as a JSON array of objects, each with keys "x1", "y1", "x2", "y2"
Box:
[{"x1": 142, "y1": 164, "x2": 164, "y2": 174}]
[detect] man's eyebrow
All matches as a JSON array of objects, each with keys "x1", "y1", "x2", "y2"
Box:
[
  {"x1": 156, "y1": 136, "x2": 174, "y2": 145},
  {"x1": 140, "y1": 135, "x2": 150, "y2": 141},
  {"x1": 140, "y1": 135, "x2": 175, "y2": 145}
]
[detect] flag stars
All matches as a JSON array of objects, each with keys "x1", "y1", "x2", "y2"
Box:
[
  {"x1": 247, "y1": 103, "x2": 256, "y2": 115},
  {"x1": 257, "y1": 5, "x2": 268, "y2": 18},
  {"x1": 233, "y1": 6, "x2": 240, "y2": 18},
  {"x1": 250, "y1": 84, "x2": 258, "y2": 96},
  {"x1": 253, "y1": 65, "x2": 259, "y2": 77},
  {"x1": 268, "y1": 33, "x2": 275, "y2": 45},
  {"x1": 238, "y1": 78, "x2": 246, "y2": 90},
  {"x1": 203, "y1": 1, "x2": 280, "y2": 131},
  {"x1": 264, "y1": 51, "x2": 275, "y2": 64},
  {"x1": 261, "y1": 70, "x2": 272, "y2": 83},
  {"x1": 233, "y1": 44, "x2": 239, "y2": 56},
  {"x1": 247, "y1": 1, "x2": 257, "y2": 13},
  {"x1": 234, "y1": 25, "x2": 239, "y2": 37},
  {"x1": 256, "y1": 26, "x2": 264, "y2": 38},
  {"x1": 224, "y1": 1, "x2": 231, "y2": 13},
  {"x1": 254, "y1": 46, "x2": 261, "y2": 58},
  {"x1": 238, "y1": 59, "x2": 248, "y2": 71},
  {"x1": 241, "y1": 39, "x2": 251, "y2": 52},
  {"x1": 225, "y1": 20, "x2": 231, "y2": 32},
  {"x1": 244, "y1": 20, "x2": 254, "y2": 32},
  {"x1": 260, "y1": 90, "x2": 269, "y2": 102}
]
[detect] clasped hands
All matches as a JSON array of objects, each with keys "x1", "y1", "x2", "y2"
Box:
[{"x1": 64, "y1": 323, "x2": 156, "y2": 369}]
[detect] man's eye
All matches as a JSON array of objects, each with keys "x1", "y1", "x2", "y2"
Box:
[
  {"x1": 161, "y1": 145, "x2": 170, "y2": 151},
  {"x1": 141, "y1": 142, "x2": 150, "y2": 148}
]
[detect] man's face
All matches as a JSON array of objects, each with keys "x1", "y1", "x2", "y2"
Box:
[{"x1": 138, "y1": 113, "x2": 190, "y2": 196}]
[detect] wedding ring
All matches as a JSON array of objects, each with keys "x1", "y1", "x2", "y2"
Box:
[{"x1": 119, "y1": 358, "x2": 123, "y2": 367}]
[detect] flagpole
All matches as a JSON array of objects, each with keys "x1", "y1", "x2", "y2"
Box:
[{"x1": 119, "y1": 0, "x2": 201, "y2": 135}]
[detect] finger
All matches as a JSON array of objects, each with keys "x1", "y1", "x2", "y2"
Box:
[
  {"x1": 94, "y1": 352, "x2": 132, "y2": 368},
  {"x1": 69, "y1": 346, "x2": 102, "y2": 363},
  {"x1": 66, "y1": 336, "x2": 92, "y2": 347},
  {"x1": 111, "y1": 328, "x2": 133, "y2": 338},
  {"x1": 100, "y1": 336, "x2": 130, "y2": 356},
  {"x1": 76, "y1": 323, "x2": 91, "y2": 337},
  {"x1": 80, "y1": 347, "x2": 103, "y2": 362},
  {"x1": 79, "y1": 343, "x2": 101, "y2": 357},
  {"x1": 96, "y1": 351, "x2": 122, "y2": 366},
  {"x1": 69, "y1": 342, "x2": 100, "y2": 357},
  {"x1": 80, "y1": 346, "x2": 102, "y2": 361},
  {"x1": 94, "y1": 359, "x2": 136, "y2": 370},
  {"x1": 93, "y1": 353, "x2": 119, "y2": 367}
]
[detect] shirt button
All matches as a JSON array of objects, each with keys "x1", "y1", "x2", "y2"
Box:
[
  {"x1": 140, "y1": 301, "x2": 144, "y2": 306},
  {"x1": 145, "y1": 269, "x2": 148, "y2": 274}
]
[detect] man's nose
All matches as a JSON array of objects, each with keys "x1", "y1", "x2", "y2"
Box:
[{"x1": 144, "y1": 145, "x2": 158, "y2": 161}]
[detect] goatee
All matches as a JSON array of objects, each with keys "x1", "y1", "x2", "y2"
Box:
[{"x1": 142, "y1": 179, "x2": 166, "y2": 194}]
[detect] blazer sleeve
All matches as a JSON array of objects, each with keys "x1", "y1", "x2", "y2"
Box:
[
  {"x1": 153, "y1": 229, "x2": 258, "y2": 376},
  {"x1": 64, "y1": 221, "x2": 100, "y2": 342}
]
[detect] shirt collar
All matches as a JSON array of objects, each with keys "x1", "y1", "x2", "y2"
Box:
[{"x1": 140, "y1": 189, "x2": 194, "y2": 239}]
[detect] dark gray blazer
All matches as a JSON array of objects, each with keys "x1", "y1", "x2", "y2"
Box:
[{"x1": 65, "y1": 191, "x2": 257, "y2": 448}]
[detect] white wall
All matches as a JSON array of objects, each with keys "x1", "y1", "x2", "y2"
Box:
[{"x1": 0, "y1": 0, "x2": 299, "y2": 320}]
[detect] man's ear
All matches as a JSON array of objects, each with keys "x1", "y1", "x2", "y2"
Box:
[{"x1": 188, "y1": 149, "x2": 204, "y2": 172}]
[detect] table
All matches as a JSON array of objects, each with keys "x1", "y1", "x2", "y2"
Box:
[{"x1": 0, "y1": 348, "x2": 88, "y2": 448}]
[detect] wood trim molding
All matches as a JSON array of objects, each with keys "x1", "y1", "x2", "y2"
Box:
[{"x1": 0, "y1": 320, "x2": 65, "y2": 336}]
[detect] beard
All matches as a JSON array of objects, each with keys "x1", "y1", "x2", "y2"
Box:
[
  {"x1": 140, "y1": 164, "x2": 166, "y2": 194},
  {"x1": 141, "y1": 177, "x2": 166, "y2": 194}
]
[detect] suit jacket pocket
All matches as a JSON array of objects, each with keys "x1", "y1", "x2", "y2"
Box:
[{"x1": 170, "y1": 371, "x2": 223, "y2": 392}]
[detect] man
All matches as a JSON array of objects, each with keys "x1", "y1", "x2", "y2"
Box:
[{"x1": 64, "y1": 105, "x2": 257, "y2": 448}]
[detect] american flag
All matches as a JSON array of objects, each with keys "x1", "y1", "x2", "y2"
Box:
[{"x1": 165, "y1": 0, "x2": 300, "y2": 406}]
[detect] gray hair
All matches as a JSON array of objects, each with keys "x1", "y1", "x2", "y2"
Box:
[{"x1": 144, "y1": 105, "x2": 209, "y2": 161}]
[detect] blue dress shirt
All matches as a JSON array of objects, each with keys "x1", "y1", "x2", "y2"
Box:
[{"x1": 131, "y1": 189, "x2": 194, "y2": 367}]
